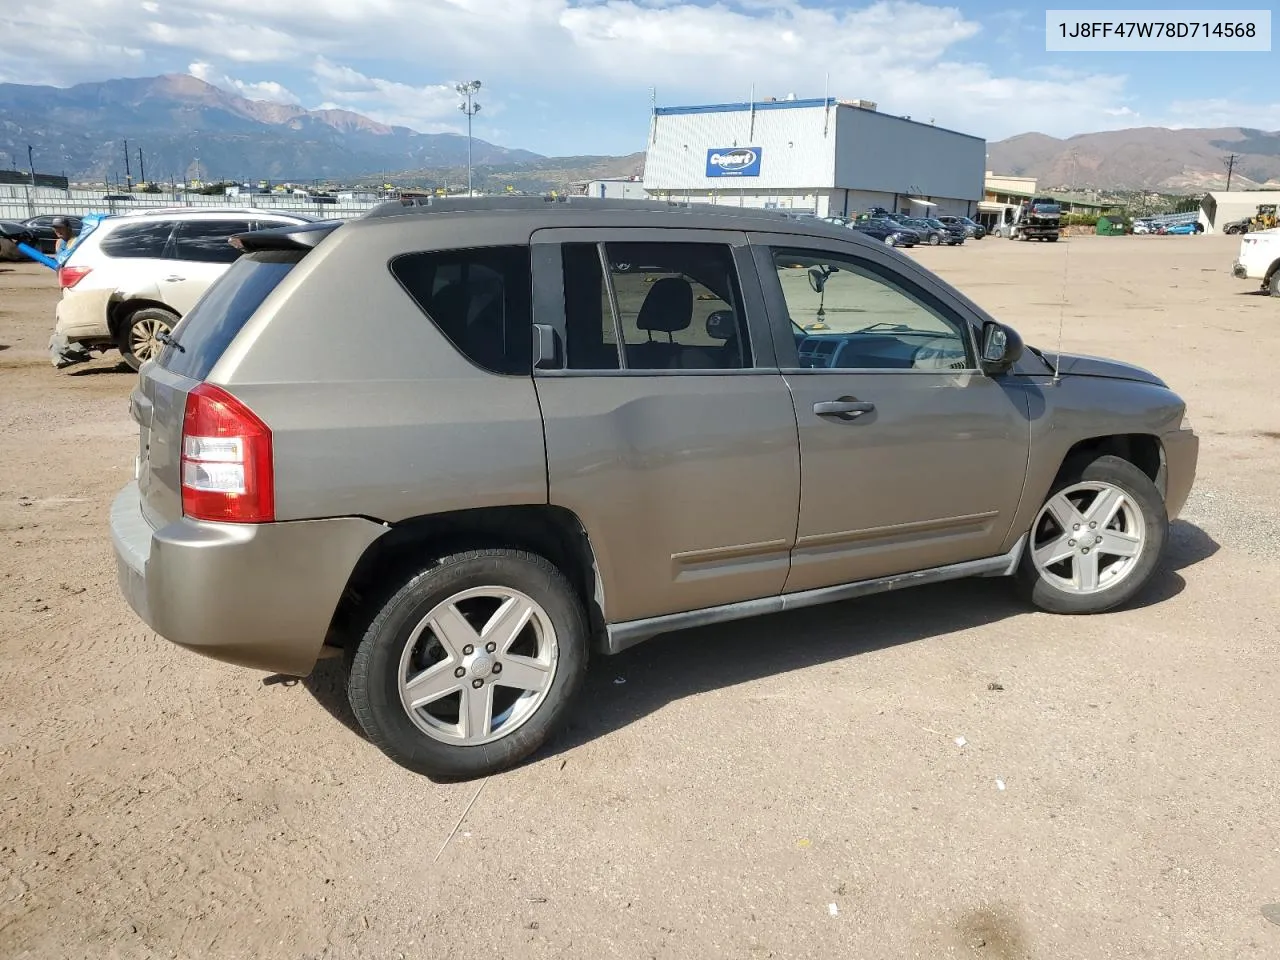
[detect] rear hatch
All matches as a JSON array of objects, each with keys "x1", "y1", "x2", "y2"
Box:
[{"x1": 130, "y1": 221, "x2": 338, "y2": 529}]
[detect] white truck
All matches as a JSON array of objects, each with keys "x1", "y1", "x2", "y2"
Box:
[{"x1": 1232, "y1": 228, "x2": 1280, "y2": 297}]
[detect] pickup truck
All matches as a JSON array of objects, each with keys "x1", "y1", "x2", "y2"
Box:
[{"x1": 1232, "y1": 229, "x2": 1280, "y2": 297}]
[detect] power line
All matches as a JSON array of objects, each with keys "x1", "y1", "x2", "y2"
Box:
[{"x1": 1224, "y1": 153, "x2": 1239, "y2": 192}]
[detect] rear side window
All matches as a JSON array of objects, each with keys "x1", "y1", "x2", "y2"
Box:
[
  {"x1": 159, "y1": 251, "x2": 301, "y2": 379},
  {"x1": 390, "y1": 246, "x2": 532, "y2": 376},
  {"x1": 171, "y1": 219, "x2": 254, "y2": 264},
  {"x1": 100, "y1": 221, "x2": 174, "y2": 259}
]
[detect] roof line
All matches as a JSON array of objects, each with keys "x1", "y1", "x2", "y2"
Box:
[{"x1": 654, "y1": 99, "x2": 984, "y2": 142}]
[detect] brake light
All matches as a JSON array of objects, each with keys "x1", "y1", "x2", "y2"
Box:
[
  {"x1": 180, "y1": 384, "x2": 274, "y2": 523},
  {"x1": 58, "y1": 265, "x2": 92, "y2": 288}
]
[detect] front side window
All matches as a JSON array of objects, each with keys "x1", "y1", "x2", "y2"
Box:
[
  {"x1": 561, "y1": 241, "x2": 750, "y2": 371},
  {"x1": 99, "y1": 221, "x2": 175, "y2": 259},
  {"x1": 171, "y1": 219, "x2": 255, "y2": 264},
  {"x1": 772, "y1": 249, "x2": 973, "y2": 371},
  {"x1": 390, "y1": 245, "x2": 532, "y2": 376}
]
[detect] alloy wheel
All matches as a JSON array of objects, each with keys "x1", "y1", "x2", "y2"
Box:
[
  {"x1": 1031, "y1": 481, "x2": 1146, "y2": 594},
  {"x1": 396, "y1": 586, "x2": 559, "y2": 746}
]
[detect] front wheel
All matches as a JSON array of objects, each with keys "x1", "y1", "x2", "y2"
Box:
[
  {"x1": 119, "y1": 306, "x2": 178, "y2": 371},
  {"x1": 347, "y1": 549, "x2": 589, "y2": 779},
  {"x1": 1268, "y1": 271, "x2": 1280, "y2": 298},
  {"x1": 928, "y1": 233, "x2": 941, "y2": 246},
  {"x1": 1016, "y1": 455, "x2": 1167, "y2": 614}
]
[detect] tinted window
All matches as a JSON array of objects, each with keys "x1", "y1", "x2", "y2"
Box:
[
  {"x1": 159, "y1": 251, "x2": 301, "y2": 379},
  {"x1": 100, "y1": 221, "x2": 175, "y2": 259},
  {"x1": 390, "y1": 246, "x2": 532, "y2": 376},
  {"x1": 561, "y1": 241, "x2": 750, "y2": 371},
  {"x1": 772, "y1": 249, "x2": 973, "y2": 371},
  {"x1": 171, "y1": 219, "x2": 254, "y2": 264}
]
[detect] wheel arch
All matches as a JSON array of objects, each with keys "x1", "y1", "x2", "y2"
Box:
[
  {"x1": 326, "y1": 504, "x2": 609, "y2": 654},
  {"x1": 1264, "y1": 257, "x2": 1280, "y2": 284},
  {"x1": 1056, "y1": 433, "x2": 1165, "y2": 498},
  {"x1": 108, "y1": 297, "x2": 180, "y2": 338}
]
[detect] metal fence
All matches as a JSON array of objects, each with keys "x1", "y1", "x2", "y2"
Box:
[{"x1": 0, "y1": 185, "x2": 383, "y2": 222}]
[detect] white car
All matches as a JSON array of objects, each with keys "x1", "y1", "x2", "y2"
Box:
[
  {"x1": 1232, "y1": 228, "x2": 1280, "y2": 297},
  {"x1": 50, "y1": 208, "x2": 315, "y2": 370}
]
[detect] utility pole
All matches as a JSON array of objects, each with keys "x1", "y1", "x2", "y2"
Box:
[
  {"x1": 1224, "y1": 153, "x2": 1239, "y2": 192},
  {"x1": 27, "y1": 145, "x2": 35, "y2": 185},
  {"x1": 124, "y1": 139, "x2": 133, "y2": 189},
  {"x1": 456, "y1": 81, "x2": 482, "y2": 197},
  {"x1": 138, "y1": 147, "x2": 146, "y2": 186}
]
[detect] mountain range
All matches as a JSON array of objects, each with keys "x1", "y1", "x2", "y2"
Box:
[
  {"x1": 1, "y1": 74, "x2": 1278, "y2": 194},
  {"x1": 986, "y1": 127, "x2": 1280, "y2": 192}
]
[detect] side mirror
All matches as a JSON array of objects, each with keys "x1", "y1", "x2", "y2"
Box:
[
  {"x1": 979, "y1": 321, "x2": 1023, "y2": 374},
  {"x1": 705, "y1": 310, "x2": 736, "y2": 340}
]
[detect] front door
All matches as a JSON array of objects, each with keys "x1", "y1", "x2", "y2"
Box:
[
  {"x1": 750, "y1": 235, "x2": 1031, "y2": 593},
  {"x1": 531, "y1": 228, "x2": 801, "y2": 624}
]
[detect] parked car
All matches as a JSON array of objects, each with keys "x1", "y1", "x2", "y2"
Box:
[
  {"x1": 938, "y1": 215, "x2": 985, "y2": 239},
  {"x1": 906, "y1": 217, "x2": 965, "y2": 246},
  {"x1": 50, "y1": 208, "x2": 316, "y2": 370},
  {"x1": 848, "y1": 217, "x2": 920, "y2": 247},
  {"x1": 110, "y1": 197, "x2": 1199, "y2": 779},
  {"x1": 1160, "y1": 222, "x2": 1204, "y2": 235},
  {"x1": 0, "y1": 214, "x2": 84, "y2": 259},
  {"x1": 1222, "y1": 218, "x2": 1251, "y2": 235},
  {"x1": 1232, "y1": 227, "x2": 1280, "y2": 296}
]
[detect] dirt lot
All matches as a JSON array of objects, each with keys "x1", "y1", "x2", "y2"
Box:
[{"x1": 2, "y1": 235, "x2": 1278, "y2": 959}]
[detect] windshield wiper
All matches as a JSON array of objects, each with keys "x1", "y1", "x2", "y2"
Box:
[{"x1": 156, "y1": 330, "x2": 185, "y2": 353}]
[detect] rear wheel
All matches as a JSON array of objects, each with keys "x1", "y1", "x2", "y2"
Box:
[
  {"x1": 928, "y1": 233, "x2": 941, "y2": 246},
  {"x1": 1016, "y1": 454, "x2": 1166, "y2": 614},
  {"x1": 1268, "y1": 270, "x2": 1280, "y2": 298},
  {"x1": 347, "y1": 549, "x2": 589, "y2": 779},
  {"x1": 119, "y1": 306, "x2": 178, "y2": 371}
]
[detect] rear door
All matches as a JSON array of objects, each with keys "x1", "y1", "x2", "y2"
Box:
[
  {"x1": 749, "y1": 232, "x2": 1031, "y2": 593},
  {"x1": 530, "y1": 227, "x2": 801, "y2": 624},
  {"x1": 161, "y1": 218, "x2": 255, "y2": 314}
]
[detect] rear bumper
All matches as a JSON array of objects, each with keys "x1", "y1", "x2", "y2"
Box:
[
  {"x1": 51, "y1": 289, "x2": 115, "y2": 367},
  {"x1": 111, "y1": 483, "x2": 387, "y2": 676},
  {"x1": 1161, "y1": 429, "x2": 1199, "y2": 522}
]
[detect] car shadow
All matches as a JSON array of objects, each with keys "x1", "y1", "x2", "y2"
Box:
[
  {"x1": 67, "y1": 362, "x2": 132, "y2": 376},
  {"x1": 298, "y1": 520, "x2": 1219, "y2": 772},
  {"x1": 1235, "y1": 289, "x2": 1272, "y2": 297}
]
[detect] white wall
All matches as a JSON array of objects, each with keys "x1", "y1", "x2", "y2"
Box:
[
  {"x1": 644, "y1": 104, "x2": 836, "y2": 193},
  {"x1": 834, "y1": 107, "x2": 986, "y2": 202},
  {"x1": 1200, "y1": 190, "x2": 1280, "y2": 233}
]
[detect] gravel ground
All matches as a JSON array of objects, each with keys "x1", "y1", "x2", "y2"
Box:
[{"x1": 1, "y1": 235, "x2": 1279, "y2": 960}]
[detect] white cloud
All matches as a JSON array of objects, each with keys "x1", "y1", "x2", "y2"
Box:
[
  {"x1": 310, "y1": 59, "x2": 463, "y2": 132},
  {"x1": 4, "y1": 0, "x2": 1255, "y2": 147},
  {"x1": 1164, "y1": 99, "x2": 1280, "y2": 131},
  {"x1": 188, "y1": 61, "x2": 300, "y2": 104}
]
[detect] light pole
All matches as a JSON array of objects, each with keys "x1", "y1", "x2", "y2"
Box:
[{"x1": 456, "y1": 80, "x2": 482, "y2": 196}]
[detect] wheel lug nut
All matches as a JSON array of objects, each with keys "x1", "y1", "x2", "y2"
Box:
[
  {"x1": 1073, "y1": 524, "x2": 1080, "y2": 531},
  {"x1": 1082, "y1": 548, "x2": 1090, "y2": 555},
  {"x1": 492, "y1": 663, "x2": 502, "y2": 674},
  {"x1": 471, "y1": 679, "x2": 483, "y2": 689},
  {"x1": 454, "y1": 667, "x2": 465, "y2": 678},
  {"x1": 1068, "y1": 539, "x2": 1076, "y2": 547},
  {"x1": 463, "y1": 645, "x2": 474, "y2": 655},
  {"x1": 1096, "y1": 536, "x2": 1103, "y2": 544},
  {"x1": 1089, "y1": 522, "x2": 1097, "y2": 529},
  {"x1": 485, "y1": 642, "x2": 496, "y2": 653}
]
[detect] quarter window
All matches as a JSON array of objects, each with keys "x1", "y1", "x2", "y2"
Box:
[
  {"x1": 561, "y1": 241, "x2": 751, "y2": 371},
  {"x1": 390, "y1": 246, "x2": 533, "y2": 376},
  {"x1": 171, "y1": 219, "x2": 256, "y2": 264},
  {"x1": 772, "y1": 249, "x2": 973, "y2": 370}
]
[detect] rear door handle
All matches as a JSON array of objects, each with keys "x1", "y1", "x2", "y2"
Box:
[
  {"x1": 813, "y1": 399, "x2": 876, "y2": 421},
  {"x1": 162, "y1": 275, "x2": 184, "y2": 282}
]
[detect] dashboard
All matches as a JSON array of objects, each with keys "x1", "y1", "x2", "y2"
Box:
[{"x1": 794, "y1": 331, "x2": 971, "y2": 371}]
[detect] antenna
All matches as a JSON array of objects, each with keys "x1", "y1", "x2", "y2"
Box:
[{"x1": 1053, "y1": 237, "x2": 1070, "y2": 382}]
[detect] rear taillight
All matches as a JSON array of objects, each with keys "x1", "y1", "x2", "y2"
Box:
[
  {"x1": 58, "y1": 265, "x2": 92, "y2": 288},
  {"x1": 180, "y1": 384, "x2": 274, "y2": 523}
]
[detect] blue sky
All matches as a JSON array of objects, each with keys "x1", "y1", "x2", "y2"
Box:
[{"x1": 1, "y1": 1, "x2": 1276, "y2": 156}]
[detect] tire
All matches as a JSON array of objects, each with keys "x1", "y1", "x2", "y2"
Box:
[
  {"x1": 928, "y1": 233, "x2": 941, "y2": 246},
  {"x1": 1047, "y1": 235, "x2": 1059, "y2": 242},
  {"x1": 347, "y1": 549, "x2": 589, "y2": 779},
  {"x1": 1016, "y1": 454, "x2": 1167, "y2": 614},
  {"x1": 1268, "y1": 270, "x2": 1280, "y2": 298},
  {"x1": 119, "y1": 306, "x2": 178, "y2": 371}
]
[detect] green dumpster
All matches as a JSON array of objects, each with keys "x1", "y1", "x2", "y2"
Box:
[{"x1": 1095, "y1": 216, "x2": 1126, "y2": 236}]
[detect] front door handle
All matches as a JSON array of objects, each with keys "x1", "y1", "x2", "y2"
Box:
[
  {"x1": 813, "y1": 398, "x2": 876, "y2": 421},
  {"x1": 162, "y1": 275, "x2": 185, "y2": 282}
]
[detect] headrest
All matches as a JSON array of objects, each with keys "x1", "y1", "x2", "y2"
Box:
[{"x1": 636, "y1": 277, "x2": 693, "y2": 333}]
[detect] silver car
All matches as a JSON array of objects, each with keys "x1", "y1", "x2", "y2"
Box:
[{"x1": 111, "y1": 198, "x2": 1199, "y2": 779}]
